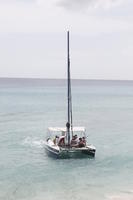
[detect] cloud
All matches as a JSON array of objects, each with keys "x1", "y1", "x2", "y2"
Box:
[
  {"x1": 0, "y1": 0, "x2": 36, "y2": 4},
  {"x1": 57, "y1": 0, "x2": 124, "y2": 11}
]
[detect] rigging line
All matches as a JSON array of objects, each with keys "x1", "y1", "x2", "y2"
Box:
[{"x1": 69, "y1": 72, "x2": 73, "y2": 137}]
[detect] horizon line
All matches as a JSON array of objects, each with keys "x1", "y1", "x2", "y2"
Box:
[{"x1": 1, "y1": 77, "x2": 133, "y2": 82}]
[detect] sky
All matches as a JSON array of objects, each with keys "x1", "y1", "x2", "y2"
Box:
[{"x1": 0, "y1": 0, "x2": 133, "y2": 80}]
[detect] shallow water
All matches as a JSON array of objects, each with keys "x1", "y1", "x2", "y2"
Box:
[{"x1": 0, "y1": 78, "x2": 133, "y2": 200}]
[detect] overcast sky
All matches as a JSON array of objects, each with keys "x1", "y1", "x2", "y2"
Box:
[{"x1": 0, "y1": 0, "x2": 133, "y2": 80}]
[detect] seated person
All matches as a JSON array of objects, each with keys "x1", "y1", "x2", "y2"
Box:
[
  {"x1": 58, "y1": 135, "x2": 65, "y2": 147},
  {"x1": 82, "y1": 137, "x2": 86, "y2": 146},
  {"x1": 74, "y1": 135, "x2": 78, "y2": 143},
  {"x1": 71, "y1": 136, "x2": 78, "y2": 147},
  {"x1": 78, "y1": 138, "x2": 85, "y2": 148}
]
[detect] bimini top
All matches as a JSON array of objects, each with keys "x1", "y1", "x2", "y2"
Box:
[{"x1": 48, "y1": 127, "x2": 86, "y2": 132}]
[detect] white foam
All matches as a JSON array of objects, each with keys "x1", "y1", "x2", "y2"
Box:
[
  {"x1": 22, "y1": 137, "x2": 45, "y2": 148},
  {"x1": 106, "y1": 194, "x2": 133, "y2": 200}
]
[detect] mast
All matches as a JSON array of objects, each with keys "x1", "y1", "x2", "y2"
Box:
[{"x1": 66, "y1": 31, "x2": 71, "y2": 146}]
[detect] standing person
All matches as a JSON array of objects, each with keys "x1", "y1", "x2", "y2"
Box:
[{"x1": 53, "y1": 135, "x2": 59, "y2": 145}]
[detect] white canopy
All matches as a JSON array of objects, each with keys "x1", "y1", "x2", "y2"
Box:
[{"x1": 48, "y1": 127, "x2": 86, "y2": 132}]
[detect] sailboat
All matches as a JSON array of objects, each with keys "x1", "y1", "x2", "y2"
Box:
[{"x1": 44, "y1": 31, "x2": 96, "y2": 158}]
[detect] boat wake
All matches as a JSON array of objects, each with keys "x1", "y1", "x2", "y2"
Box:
[{"x1": 22, "y1": 137, "x2": 45, "y2": 148}]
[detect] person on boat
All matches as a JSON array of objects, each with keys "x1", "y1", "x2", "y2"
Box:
[
  {"x1": 74, "y1": 134, "x2": 78, "y2": 143},
  {"x1": 58, "y1": 136, "x2": 65, "y2": 146},
  {"x1": 78, "y1": 138, "x2": 85, "y2": 148},
  {"x1": 58, "y1": 131, "x2": 66, "y2": 146},
  {"x1": 82, "y1": 137, "x2": 86, "y2": 146},
  {"x1": 71, "y1": 136, "x2": 75, "y2": 145},
  {"x1": 53, "y1": 135, "x2": 59, "y2": 145},
  {"x1": 71, "y1": 135, "x2": 78, "y2": 147}
]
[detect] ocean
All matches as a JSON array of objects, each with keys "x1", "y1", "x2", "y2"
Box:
[{"x1": 0, "y1": 78, "x2": 133, "y2": 200}]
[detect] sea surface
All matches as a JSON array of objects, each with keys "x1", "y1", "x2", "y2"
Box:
[{"x1": 0, "y1": 78, "x2": 133, "y2": 200}]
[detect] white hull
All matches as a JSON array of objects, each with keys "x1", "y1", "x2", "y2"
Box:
[{"x1": 44, "y1": 139, "x2": 96, "y2": 159}]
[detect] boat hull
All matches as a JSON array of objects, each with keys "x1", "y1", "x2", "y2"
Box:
[
  {"x1": 58, "y1": 148, "x2": 95, "y2": 159},
  {"x1": 44, "y1": 142, "x2": 96, "y2": 159}
]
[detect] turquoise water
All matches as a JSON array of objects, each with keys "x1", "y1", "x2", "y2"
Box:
[{"x1": 0, "y1": 78, "x2": 133, "y2": 200}]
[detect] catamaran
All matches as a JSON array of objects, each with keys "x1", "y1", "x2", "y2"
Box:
[{"x1": 44, "y1": 31, "x2": 96, "y2": 158}]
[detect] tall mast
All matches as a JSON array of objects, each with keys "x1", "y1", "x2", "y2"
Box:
[{"x1": 66, "y1": 31, "x2": 71, "y2": 146}]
